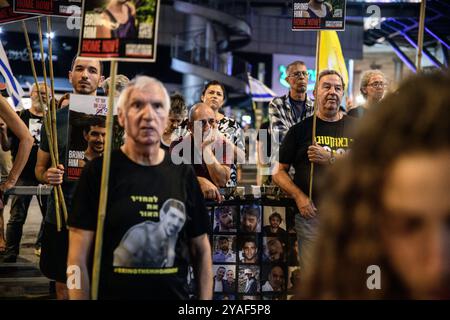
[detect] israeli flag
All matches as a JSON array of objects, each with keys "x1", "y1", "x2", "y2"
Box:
[
  {"x1": 248, "y1": 74, "x2": 277, "y2": 102},
  {"x1": 0, "y1": 42, "x2": 24, "y2": 109}
]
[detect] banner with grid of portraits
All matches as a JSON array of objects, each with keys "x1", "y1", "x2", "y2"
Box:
[{"x1": 188, "y1": 199, "x2": 301, "y2": 301}]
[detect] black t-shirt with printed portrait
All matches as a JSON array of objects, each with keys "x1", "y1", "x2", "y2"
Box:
[
  {"x1": 279, "y1": 115, "x2": 357, "y2": 202},
  {"x1": 68, "y1": 149, "x2": 210, "y2": 300}
]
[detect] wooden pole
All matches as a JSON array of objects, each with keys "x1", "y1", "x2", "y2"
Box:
[
  {"x1": 46, "y1": 17, "x2": 68, "y2": 223},
  {"x1": 91, "y1": 60, "x2": 118, "y2": 300},
  {"x1": 22, "y1": 21, "x2": 62, "y2": 231},
  {"x1": 308, "y1": 31, "x2": 321, "y2": 199},
  {"x1": 36, "y1": 17, "x2": 52, "y2": 134},
  {"x1": 416, "y1": 0, "x2": 427, "y2": 71}
]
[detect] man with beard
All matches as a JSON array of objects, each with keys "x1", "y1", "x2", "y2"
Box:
[
  {"x1": 348, "y1": 70, "x2": 387, "y2": 118},
  {"x1": 214, "y1": 206, "x2": 236, "y2": 233},
  {"x1": 213, "y1": 236, "x2": 236, "y2": 263},
  {"x1": 3, "y1": 82, "x2": 48, "y2": 262},
  {"x1": 273, "y1": 70, "x2": 357, "y2": 272},
  {"x1": 78, "y1": 117, "x2": 106, "y2": 168},
  {"x1": 35, "y1": 56, "x2": 104, "y2": 299}
]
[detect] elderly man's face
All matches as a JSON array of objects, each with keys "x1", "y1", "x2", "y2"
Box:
[
  {"x1": 365, "y1": 74, "x2": 386, "y2": 103},
  {"x1": 269, "y1": 266, "x2": 285, "y2": 291},
  {"x1": 286, "y1": 64, "x2": 308, "y2": 95},
  {"x1": 119, "y1": 84, "x2": 168, "y2": 146},
  {"x1": 315, "y1": 74, "x2": 344, "y2": 118},
  {"x1": 190, "y1": 105, "x2": 217, "y2": 137},
  {"x1": 31, "y1": 83, "x2": 48, "y2": 111}
]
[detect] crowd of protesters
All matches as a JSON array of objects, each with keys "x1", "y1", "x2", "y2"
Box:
[{"x1": 0, "y1": 55, "x2": 448, "y2": 300}]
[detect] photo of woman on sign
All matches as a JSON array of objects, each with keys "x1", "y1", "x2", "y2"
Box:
[{"x1": 96, "y1": 0, "x2": 138, "y2": 39}]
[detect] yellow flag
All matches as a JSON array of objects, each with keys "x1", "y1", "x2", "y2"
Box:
[{"x1": 318, "y1": 31, "x2": 348, "y2": 89}]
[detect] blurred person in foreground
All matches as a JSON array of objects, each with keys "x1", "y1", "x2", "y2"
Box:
[{"x1": 300, "y1": 71, "x2": 450, "y2": 299}]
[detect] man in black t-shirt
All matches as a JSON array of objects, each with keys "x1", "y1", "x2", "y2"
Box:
[
  {"x1": 68, "y1": 76, "x2": 213, "y2": 300},
  {"x1": 273, "y1": 70, "x2": 357, "y2": 272},
  {"x1": 3, "y1": 82, "x2": 48, "y2": 262},
  {"x1": 35, "y1": 57, "x2": 104, "y2": 299}
]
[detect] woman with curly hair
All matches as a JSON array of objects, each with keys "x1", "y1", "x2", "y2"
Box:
[{"x1": 301, "y1": 71, "x2": 450, "y2": 299}]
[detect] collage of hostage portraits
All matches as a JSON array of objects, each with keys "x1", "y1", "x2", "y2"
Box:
[{"x1": 187, "y1": 203, "x2": 301, "y2": 301}]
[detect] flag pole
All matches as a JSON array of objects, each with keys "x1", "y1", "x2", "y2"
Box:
[
  {"x1": 309, "y1": 30, "x2": 321, "y2": 199},
  {"x1": 416, "y1": 0, "x2": 427, "y2": 71},
  {"x1": 23, "y1": 20, "x2": 62, "y2": 231},
  {"x1": 91, "y1": 60, "x2": 118, "y2": 300},
  {"x1": 46, "y1": 17, "x2": 68, "y2": 223}
]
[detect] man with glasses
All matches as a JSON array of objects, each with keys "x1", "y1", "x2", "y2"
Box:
[
  {"x1": 170, "y1": 103, "x2": 232, "y2": 199},
  {"x1": 349, "y1": 70, "x2": 387, "y2": 118},
  {"x1": 269, "y1": 61, "x2": 314, "y2": 172}
]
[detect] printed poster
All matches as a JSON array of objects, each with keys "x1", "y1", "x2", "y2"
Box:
[
  {"x1": 67, "y1": 94, "x2": 121, "y2": 180},
  {"x1": 13, "y1": 0, "x2": 81, "y2": 17},
  {"x1": 292, "y1": 0, "x2": 346, "y2": 30},
  {"x1": 78, "y1": 0, "x2": 160, "y2": 62},
  {"x1": 0, "y1": 0, "x2": 33, "y2": 24}
]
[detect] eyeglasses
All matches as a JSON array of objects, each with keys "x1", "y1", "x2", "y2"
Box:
[
  {"x1": 288, "y1": 71, "x2": 309, "y2": 79},
  {"x1": 198, "y1": 118, "x2": 217, "y2": 127},
  {"x1": 367, "y1": 82, "x2": 387, "y2": 89}
]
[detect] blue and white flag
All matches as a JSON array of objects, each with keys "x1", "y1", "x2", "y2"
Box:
[
  {"x1": 247, "y1": 74, "x2": 277, "y2": 102},
  {"x1": 0, "y1": 42, "x2": 24, "y2": 109}
]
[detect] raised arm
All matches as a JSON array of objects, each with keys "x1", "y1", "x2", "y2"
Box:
[{"x1": 0, "y1": 96, "x2": 33, "y2": 191}]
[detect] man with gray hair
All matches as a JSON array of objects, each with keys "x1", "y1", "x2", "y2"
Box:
[
  {"x1": 68, "y1": 76, "x2": 212, "y2": 300},
  {"x1": 273, "y1": 70, "x2": 358, "y2": 272},
  {"x1": 269, "y1": 61, "x2": 314, "y2": 157},
  {"x1": 102, "y1": 74, "x2": 130, "y2": 97},
  {"x1": 348, "y1": 69, "x2": 387, "y2": 118}
]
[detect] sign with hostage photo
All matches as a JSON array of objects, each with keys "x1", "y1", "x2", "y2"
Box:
[
  {"x1": 292, "y1": 0, "x2": 346, "y2": 30},
  {"x1": 13, "y1": 0, "x2": 81, "y2": 17},
  {"x1": 67, "y1": 94, "x2": 123, "y2": 180},
  {"x1": 0, "y1": 0, "x2": 33, "y2": 24},
  {"x1": 78, "y1": 0, "x2": 160, "y2": 61}
]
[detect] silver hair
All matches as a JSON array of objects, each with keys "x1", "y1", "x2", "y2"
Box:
[
  {"x1": 117, "y1": 76, "x2": 170, "y2": 112},
  {"x1": 102, "y1": 74, "x2": 130, "y2": 95},
  {"x1": 286, "y1": 60, "x2": 307, "y2": 74},
  {"x1": 359, "y1": 69, "x2": 386, "y2": 98}
]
